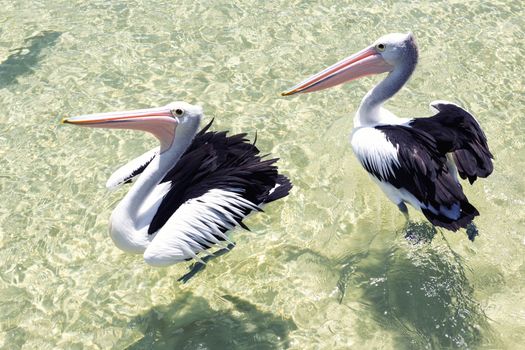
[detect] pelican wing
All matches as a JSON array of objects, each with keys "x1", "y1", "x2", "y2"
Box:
[
  {"x1": 106, "y1": 147, "x2": 159, "y2": 190},
  {"x1": 410, "y1": 101, "x2": 493, "y2": 184},
  {"x1": 352, "y1": 125, "x2": 478, "y2": 231},
  {"x1": 143, "y1": 188, "x2": 259, "y2": 266},
  {"x1": 149, "y1": 123, "x2": 291, "y2": 235}
]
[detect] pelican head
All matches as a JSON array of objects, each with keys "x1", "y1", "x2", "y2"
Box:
[
  {"x1": 62, "y1": 101, "x2": 203, "y2": 152},
  {"x1": 282, "y1": 32, "x2": 418, "y2": 96}
]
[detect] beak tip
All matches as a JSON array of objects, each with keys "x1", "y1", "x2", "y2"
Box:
[{"x1": 281, "y1": 91, "x2": 294, "y2": 97}]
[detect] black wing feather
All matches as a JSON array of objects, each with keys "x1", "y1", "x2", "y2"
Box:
[
  {"x1": 375, "y1": 125, "x2": 479, "y2": 231},
  {"x1": 409, "y1": 102, "x2": 493, "y2": 184},
  {"x1": 148, "y1": 120, "x2": 291, "y2": 235}
]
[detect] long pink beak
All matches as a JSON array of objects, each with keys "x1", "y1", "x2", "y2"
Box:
[
  {"x1": 62, "y1": 105, "x2": 178, "y2": 151},
  {"x1": 282, "y1": 46, "x2": 394, "y2": 96}
]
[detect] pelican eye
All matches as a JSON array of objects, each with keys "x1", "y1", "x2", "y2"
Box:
[
  {"x1": 376, "y1": 43, "x2": 385, "y2": 51},
  {"x1": 173, "y1": 108, "x2": 184, "y2": 116}
]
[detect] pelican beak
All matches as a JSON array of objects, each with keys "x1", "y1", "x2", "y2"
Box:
[
  {"x1": 282, "y1": 46, "x2": 394, "y2": 96},
  {"x1": 62, "y1": 105, "x2": 178, "y2": 151}
]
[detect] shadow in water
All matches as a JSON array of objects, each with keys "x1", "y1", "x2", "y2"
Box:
[
  {"x1": 405, "y1": 220, "x2": 478, "y2": 243},
  {"x1": 0, "y1": 31, "x2": 61, "y2": 87},
  {"x1": 404, "y1": 221, "x2": 437, "y2": 244},
  {"x1": 126, "y1": 291, "x2": 297, "y2": 350},
  {"x1": 337, "y1": 224, "x2": 496, "y2": 349}
]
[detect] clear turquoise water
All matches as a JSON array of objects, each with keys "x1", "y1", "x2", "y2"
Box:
[{"x1": 0, "y1": 0, "x2": 524, "y2": 349}]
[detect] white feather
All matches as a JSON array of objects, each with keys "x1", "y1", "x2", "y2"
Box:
[
  {"x1": 143, "y1": 189, "x2": 258, "y2": 267},
  {"x1": 106, "y1": 147, "x2": 159, "y2": 190},
  {"x1": 372, "y1": 178, "x2": 460, "y2": 220},
  {"x1": 372, "y1": 177, "x2": 422, "y2": 210},
  {"x1": 351, "y1": 127, "x2": 400, "y2": 179}
]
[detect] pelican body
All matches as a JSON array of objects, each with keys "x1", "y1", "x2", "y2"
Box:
[
  {"x1": 63, "y1": 102, "x2": 291, "y2": 266},
  {"x1": 284, "y1": 33, "x2": 493, "y2": 238}
]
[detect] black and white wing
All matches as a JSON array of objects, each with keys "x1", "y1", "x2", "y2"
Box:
[
  {"x1": 410, "y1": 101, "x2": 493, "y2": 184},
  {"x1": 144, "y1": 121, "x2": 292, "y2": 262},
  {"x1": 106, "y1": 147, "x2": 159, "y2": 190},
  {"x1": 143, "y1": 188, "x2": 260, "y2": 266},
  {"x1": 351, "y1": 125, "x2": 478, "y2": 231}
]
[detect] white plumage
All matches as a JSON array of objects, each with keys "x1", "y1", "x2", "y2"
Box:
[
  {"x1": 144, "y1": 189, "x2": 259, "y2": 266},
  {"x1": 351, "y1": 127, "x2": 400, "y2": 180},
  {"x1": 106, "y1": 147, "x2": 159, "y2": 190}
]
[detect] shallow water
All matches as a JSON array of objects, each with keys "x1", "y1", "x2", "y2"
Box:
[{"x1": 0, "y1": 0, "x2": 524, "y2": 349}]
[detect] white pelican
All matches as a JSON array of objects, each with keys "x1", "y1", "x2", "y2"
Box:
[
  {"x1": 283, "y1": 33, "x2": 493, "y2": 240},
  {"x1": 62, "y1": 101, "x2": 291, "y2": 267}
]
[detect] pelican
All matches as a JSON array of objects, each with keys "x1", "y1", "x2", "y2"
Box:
[
  {"x1": 62, "y1": 101, "x2": 291, "y2": 267},
  {"x1": 283, "y1": 33, "x2": 493, "y2": 240}
]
